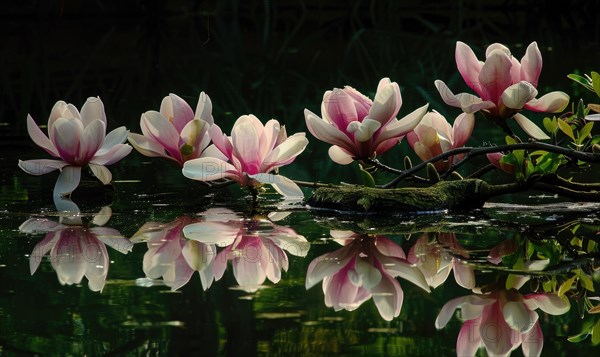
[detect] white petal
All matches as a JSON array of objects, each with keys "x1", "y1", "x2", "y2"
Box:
[
  {"x1": 249, "y1": 173, "x2": 304, "y2": 198},
  {"x1": 53, "y1": 166, "x2": 82, "y2": 197},
  {"x1": 182, "y1": 157, "x2": 238, "y2": 182},
  {"x1": 88, "y1": 164, "x2": 112, "y2": 185},
  {"x1": 513, "y1": 113, "x2": 550, "y2": 140}
]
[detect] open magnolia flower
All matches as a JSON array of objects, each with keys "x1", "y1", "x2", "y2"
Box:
[
  {"x1": 183, "y1": 209, "x2": 310, "y2": 293},
  {"x1": 21, "y1": 197, "x2": 132, "y2": 292},
  {"x1": 182, "y1": 114, "x2": 309, "y2": 197},
  {"x1": 304, "y1": 77, "x2": 428, "y2": 164},
  {"x1": 435, "y1": 286, "x2": 570, "y2": 357},
  {"x1": 18, "y1": 97, "x2": 132, "y2": 197},
  {"x1": 407, "y1": 111, "x2": 474, "y2": 172},
  {"x1": 407, "y1": 233, "x2": 475, "y2": 290},
  {"x1": 435, "y1": 41, "x2": 570, "y2": 140},
  {"x1": 305, "y1": 230, "x2": 430, "y2": 321},
  {"x1": 130, "y1": 215, "x2": 217, "y2": 291},
  {"x1": 128, "y1": 92, "x2": 224, "y2": 166}
]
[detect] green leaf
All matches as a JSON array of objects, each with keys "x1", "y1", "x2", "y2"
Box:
[
  {"x1": 559, "y1": 275, "x2": 577, "y2": 296},
  {"x1": 578, "y1": 122, "x2": 594, "y2": 146},
  {"x1": 543, "y1": 117, "x2": 557, "y2": 133},
  {"x1": 568, "y1": 73, "x2": 594, "y2": 92},
  {"x1": 580, "y1": 270, "x2": 595, "y2": 292},
  {"x1": 505, "y1": 135, "x2": 517, "y2": 145},
  {"x1": 592, "y1": 71, "x2": 600, "y2": 98},
  {"x1": 358, "y1": 164, "x2": 376, "y2": 188},
  {"x1": 558, "y1": 118, "x2": 576, "y2": 141},
  {"x1": 592, "y1": 319, "x2": 600, "y2": 345},
  {"x1": 568, "y1": 331, "x2": 590, "y2": 343}
]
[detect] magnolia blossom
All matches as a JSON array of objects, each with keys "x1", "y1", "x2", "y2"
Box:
[
  {"x1": 406, "y1": 111, "x2": 474, "y2": 172},
  {"x1": 130, "y1": 216, "x2": 217, "y2": 291},
  {"x1": 304, "y1": 77, "x2": 428, "y2": 164},
  {"x1": 183, "y1": 209, "x2": 310, "y2": 292},
  {"x1": 435, "y1": 287, "x2": 570, "y2": 356},
  {"x1": 436, "y1": 41, "x2": 570, "y2": 140},
  {"x1": 22, "y1": 198, "x2": 132, "y2": 292},
  {"x1": 305, "y1": 230, "x2": 430, "y2": 321},
  {"x1": 128, "y1": 92, "x2": 224, "y2": 166},
  {"x1": 486, "y1": 152, "x2": 517, "y2": 174},
  {"x1": 407, "y1": 233, "x2": 475, "y2": 289},
  {"x1": 182, "y1": 115, "x2": 308, "y2": 197},
  {"x1": 18, "y1": 97, "x2": 132, "y2": 197}
]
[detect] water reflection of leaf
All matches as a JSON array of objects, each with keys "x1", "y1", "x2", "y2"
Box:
[
  {"x1": 305, "y1": 230, "x2": 430, "y2": 321},
  {"x1": 20, "y1": 198, "x2": 132, "y2": 292}
]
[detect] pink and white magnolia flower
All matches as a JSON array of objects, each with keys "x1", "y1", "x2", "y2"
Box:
[
  {"x1": 406, "y1": 111, "x2": 474, "y2": 172},
  {"x1": 407, "y1": 233, "x2": 475, "y2": 290},
  {"x1": 304, "y1": 78, "x2": 428, "y2": 164},
  {"x1": 128, "y1": 92, "x2": 224, "y2": 166},
  {"x1": 486, "y1": 152, "x2": 517, "y2": 174},
  {"x1": 182, "y1": 114, "x2": 309, "y2": 197},
  {"x1": 183, "y1": 209, "x2": 310, "y2": 293},
  {"x1": 130, "y1": 216, "x2": 217, "y2": 291},
  {"x1": 18, "y1": 97, "x2": 132, "y2": 197},
  {"x1": 435, "y1": 287, "x2": 570, "y2": 357},
  {"x1": 22, "y1": 199, "x2": 132, "y2": 292},
  {"x1": 436, "y1": 41, "x2": 570, "y2": 140},
  {"x1": 305, "y1": 230, "x2": 430, "y2": 321}
]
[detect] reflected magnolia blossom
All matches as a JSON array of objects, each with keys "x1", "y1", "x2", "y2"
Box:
[
  {"x1": 21, "y1": 198, "x2": 132, "y2": 292},
  {"x1": 305, "y1": 230, "x2": 430, "y2": 321},
  {"x1": 130, "y1": 215, "x2": 217, "y2": 291},
  {"x1": 435, "y1": 286, "x2": 570, "y2": 357},
  {"x1": 407, "y1": 233, "x2": 475, "y2": 289},
  {"x1": 182, "y1": 209, "x2": 310, "y2": 293}
]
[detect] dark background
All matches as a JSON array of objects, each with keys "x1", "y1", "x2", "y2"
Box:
[{"x1": 2, "y1": 0, "x2": 600, "y2": 182}]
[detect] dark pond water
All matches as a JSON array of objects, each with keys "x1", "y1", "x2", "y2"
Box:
[{"x1": 2, "y1": 1, "x2": 600, "y2": 356}]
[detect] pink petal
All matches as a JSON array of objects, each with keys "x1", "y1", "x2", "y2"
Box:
[
  {"x1": 29, "y1": 231, "x2": 61, "y2": 274},
  {"x1": 80, "y1": 97, "x2": 107, "y2": 128},
  {"x1": 524, "y1": 91, "x2": 570, "y2": 113},
  {"x1": 478, "y1": 49, "x2": 513, "y2": 103},
  {"x1": 371, "y1": 271, "x2": 403, "y2": 321},
  {"x1": 328, "y1": 145, "x2": 354, "y2": 165},
  {"x1": 374, "y1": 236, "x2": 406, "y2": 259},
  {"x1": 521, "y1": 321, "x2": 543, "y2": 357},
  {"x1": 97, "y1": 127, "x2": 129, "y2": 155},
  {"x1": 523, "y1": 293, "x2": 570, "y2": 315},
  {"x1": 27, "y1": 114, "x2": 58, "y2": 157},
  {"x1": 452, "y1": 260, "x2": 476, "y2": 289},
  {"x1": 79, "y1": 120, "x2": 106, "y2": 163},
  {"x1": 194, "y1": 91, "x2": 214, "y2": 125},
  {"x1": 231, "y1": 117, "x2": 262, "y2": 174},
  {"x1": 53, "y1": 166, "x2": 82, "y2": 197},
  {"x1": 435, "y1": 80, "x2": 462, "y2": 108},
  {"x1": 262, "y1": 133, "x2": 308, "y2": 171},
  {"x1": 91, "y1": 144, "x2": 132, "y2": 166},
  {"x1": 182, "y1": 157, "x2": 239, "y2": 182},
  {"x1": 452, "y1": 113, "x2": 475, "y2": 148},
  {"x1": 456, "y1": 41, "x2": 483, "y2": 93},
  {"x1": 18, "y1": 159, "x2": 68, "y2": 175},
  {"x1": 520, "y1": 42, "x2": 542, "y2": 87},
  {"x1": 479, "y1": 301, "x2": 518, "y2": 356},
  {"x1": 375, "y1": 103, "x2": 428, "y2": 145},
  {"x1": 304, "y1": 109, "x2": 354, "y2": 149},
  {"x1": 367, "y1": 78, "x2": 401, "y2": 127},
  {"x1": 50, "y1": 118, "x2": 83, "y2": 164},
  {"x1": 160, "y1": 93, "x2": 195, "y2": 133},
  {"x1": 51, "y1": 230, "x2": 86, "y2": 285},
  {"x1": 127, "y1": 133, "x2": 172, "y2": 161},
  {"x1": 456, "y1": 319, "x2": 483, "y2": 356},
  {"x1": 322, "y1": 88, "x2": 359, "y2": 130},
  {"x1": 260, "y1": 119, "x2": 281, "y2": 160},
  {"x1": 208, "y1": 124, "x2": 233, "y2": 160},
  {"x1": 305, "y1": 246, "x2": 355, "y2": 289},
  {"x1": 513, "y1": 113, "x2": 550, "y2": 140},
  {"x1": 140, "y1": 111, "x2": 181, "y2": 159}
]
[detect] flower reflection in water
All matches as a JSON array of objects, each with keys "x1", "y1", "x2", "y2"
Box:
[
  {"x1": 131, "y1": 215, "x2": 217, "y2": 291},
  {"x1": 305, "y1": 230, "x2": 430, "y2": 321},
  {"x1": 21, "y1": 198, "x2": 133, "y2": 292},
  {"x1": 136, "y1": 208, "x2": 310, "y2": 293},
  {"x1": 435, "y1": 285, "x2": 570, "y2": 357},
  {"x1": 407, "y1": 233, "x2": 475, "y2": 290}
]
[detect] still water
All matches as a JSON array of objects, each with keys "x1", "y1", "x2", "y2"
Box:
[{"x1": 1, "y1": 150, "x2": 599, "y2": 356}]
